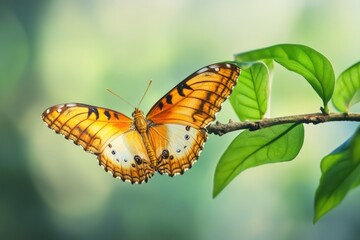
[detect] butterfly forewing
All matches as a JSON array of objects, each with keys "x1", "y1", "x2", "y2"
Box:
[
  {"x1": 147, "y1": 63, "x2": 240, "y2": 128},
  {"x1": 42, "y1": 103, "x2": 132, "y2": 153}
]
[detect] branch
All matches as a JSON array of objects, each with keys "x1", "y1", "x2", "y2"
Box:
[{"x1": 207, "y1": 112, "x2": 360, "y2": 135}]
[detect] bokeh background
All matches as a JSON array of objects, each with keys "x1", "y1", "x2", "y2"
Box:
[{"x1": 1, "y1": 0, "x2": 360, "y2": 239}]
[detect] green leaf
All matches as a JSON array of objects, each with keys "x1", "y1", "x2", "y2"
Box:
[
  {"x1": 230, "y1": 62, "x2": 270, "y2": 121},
  {"x1": 235, "y1": 44, "x2": 335, "y2": 111},
  {"x1": 213, "y1": 123, "x2": 304, "y2": 198},
  {"x1": 314, "y1": 127, "x2": 360, "y2": 223},
  {"x1": 332, "y1": 62, "x2": 360, "y2": 112}
]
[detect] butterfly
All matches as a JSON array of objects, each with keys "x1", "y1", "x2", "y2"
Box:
[{"x1": 41, "y1": 63, "x2": 240, "y2": 183}]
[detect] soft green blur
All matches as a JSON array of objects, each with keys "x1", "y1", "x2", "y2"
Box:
[{"x1": 1, "y1": 1, "x2": 360, "y2": 239}]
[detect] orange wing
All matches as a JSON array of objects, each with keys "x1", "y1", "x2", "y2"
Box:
[
  {"x1": 146, "y1": 63, "x2": 241, "y2": 176},
  {"x1": 147, "y1": 63, "x2": 240, "y2": 128},
  {"x1": 42, "y1": 103, "x2": 154, "y2": 183}
]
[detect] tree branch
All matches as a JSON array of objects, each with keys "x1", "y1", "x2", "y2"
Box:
[{"x1": 207, "y1": 113, "x2": 360, "y2": 135}]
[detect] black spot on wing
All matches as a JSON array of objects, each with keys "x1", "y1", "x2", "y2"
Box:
[
  {"x1": 88, "y1": 106, "x2": 99, "y2": 119},
  {"x1": 134, "y1": 155, "x2": 142, "y2": 165},
  {"x1": 113, "y1": 112, "x2": 119, "y2": 120},
  {"x1": 104, "y1": 110, "x2": 111, "y2": 120},
  {"x1": 165, "y1": 94, "x2": 173, "y2": 104},
  {"x1": 161, "y1": 149, "x2": 169, "y2": 159},
  {"x1": 158, "y1": 101, "x2": 164, "y2": 110},
  {"x1": 177, "y1": 82, "x2": 193, "y2": 96}
]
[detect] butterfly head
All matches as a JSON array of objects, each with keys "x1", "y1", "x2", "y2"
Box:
[
  {"x1": 132, "y1": 108, "x2": 148, "y2": 133},
  {"x1": 132, "y1": 108, "x2": 144, "y2": 118}
]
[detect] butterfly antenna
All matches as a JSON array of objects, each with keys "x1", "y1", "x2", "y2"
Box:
[
  {"x1": 137, "y1": 80, "x2": 152, "y2": 109},
  {"x1": 106, "y1": 88, "x2": 135, "y2": 110}
]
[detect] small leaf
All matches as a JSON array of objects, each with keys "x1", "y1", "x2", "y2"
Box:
[
  {"x1": 230, "y1": 62, "x2": 270, "y2": 121},
  {"x1": 213, "y1": 123, "x2": 304, "y2": 198},
  {"x1": 235, "y1": 44, "x2": 335, "y2": 111},
  {"x1": 332, "y1": 62, "x2": 360, "y2": 112},
  {"x1": 314, "y1": 127, "x2": 360, "y2": 223}
]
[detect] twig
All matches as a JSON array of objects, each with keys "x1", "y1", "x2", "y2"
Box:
[{"x1": 207, "y1": 113, "x2": 360, "y2": 135}]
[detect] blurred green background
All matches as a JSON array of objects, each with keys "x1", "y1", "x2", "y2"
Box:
[{"x1": 1, "y1": 0, "x2": 360, "y2": 239}]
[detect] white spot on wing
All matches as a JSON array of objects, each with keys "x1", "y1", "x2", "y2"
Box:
[{"x1": 196, "y1": 67, "x2": 209, "y2": 74}]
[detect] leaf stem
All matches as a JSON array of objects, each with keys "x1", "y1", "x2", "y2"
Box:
[{"x1": 207, "y1": 113, "x2": 360, "y2": 135}]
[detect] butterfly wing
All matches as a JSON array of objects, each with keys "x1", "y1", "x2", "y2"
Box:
[
  {"x1": 100, "y1": 130, "x2": 154, "y2": 183},
  {"x1": 147, "y1": 63, "x2": 240, "y2": 128},
  {"x1": 146, "y1": 63, "x2": 240, "y2": 176},
  {"x1": 148, "y1": 124, "x2": 207, "y2": 176},
  {"x1": 42, "y1": 103, "x2": 154, "y2": 183}
]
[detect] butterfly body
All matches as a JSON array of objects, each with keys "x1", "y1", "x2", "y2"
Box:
[
  {"x1": 42, "y1": 63, "x2": 240, "y2": 183},
  {"x1": 132, "y1": 108, "x2": 157, "y2": 167}
]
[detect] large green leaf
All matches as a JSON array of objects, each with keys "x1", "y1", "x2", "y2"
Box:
[
  {"x1": 213, "y1": 123, "x2": 304, "y2": 198},
  {"x1": 235, "y1": 44, "x2": 335, "y2": 112},
  {"x1": 314, "y1": 127, "x2": 360, "y2": 223},
  {"x1": 230, "y1": 61, "x2": 270, "y2": 121},
  {"x1": 332, "y1": 62, "x2": 360, "y2": 112}
]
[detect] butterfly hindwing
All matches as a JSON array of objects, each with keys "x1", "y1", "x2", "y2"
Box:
[
  {"x1": 148, "y1": 124, "x2": 207, "y2": 176},
  {"x1": 100, "y1": 130, "x2": 155, "y2": 183}
]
